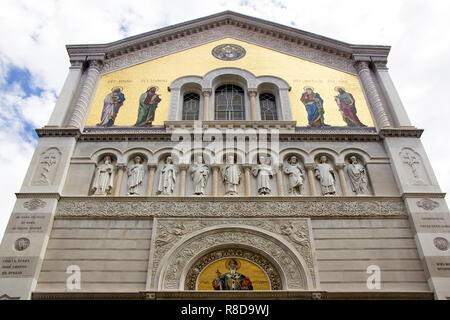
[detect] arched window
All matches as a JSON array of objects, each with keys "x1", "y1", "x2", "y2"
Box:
[
  {"x1": 215, "y1": 84, "x2": 245, "y2": 120},
  {"x1": 259, "y1": 93, "x2": 278, "y2": 120},
  {"x1": 182, "y1": 93, "x2": 200, "y2": 120}
]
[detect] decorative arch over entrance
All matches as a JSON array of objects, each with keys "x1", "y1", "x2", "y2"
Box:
[{"x1": 150, "y1": 219, "x2": 316, "y2": 291}]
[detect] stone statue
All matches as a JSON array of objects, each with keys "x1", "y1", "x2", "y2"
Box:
[
  {"x1": 91, "y1": 155, "x2": 115, "y2": 195},
  {"x1": 157, "y1": 156, "x2": 177, "y2": 195},
  {"x1": 220, "y1": 155, "x2": 241, "y2": 196},
  {"x1": 314, "y1": 155, "x2": 336, "y2": 195},
  {"x1": 283, "y1": 155, "x2": 305, "y2": 195},
  {"x1": 189, "y1": 155, "x2": 210, "y2": 195},
  {"x1": 346, "y1": 156, "x2": 368, "y2": 195},
  {"x1": 127, "y1": 156, "x2": 145, "y2": 195},
  {"x1": 252, "y1": 155, "x2": 274, "y2": 195}
]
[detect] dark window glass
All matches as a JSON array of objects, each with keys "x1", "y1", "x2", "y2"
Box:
[
  {"x1": 182, "y1": 93, "x2": 200, "y2": 120},
  {"x1": 215, "y1": 84, "x2": 245, "y2": 120},
  {"x1": 259, "y1": 93, "x2": 278, "y2": 120}
]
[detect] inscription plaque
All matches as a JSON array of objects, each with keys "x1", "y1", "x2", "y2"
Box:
[{"x1": 0, "y1": 256, "x2": 38, "y2": 278}]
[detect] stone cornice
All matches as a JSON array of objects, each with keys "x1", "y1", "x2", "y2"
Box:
[
  {"x1": 15, "y1": 193, "x2": 61, "y2": 199},
  {"x1": 65, "y1": 11, "x2": 390, "y2": 71},
  {"x1": 55, "y1": 196, "x2": 407, "y2": 218},
  {"x1": 31, "y1": 290, "x2": 433, "y2": 300},
  {"x1": 36, "y1": 127, "x2": 81, "y2": 138},
  {"x1": 401, "y1": 192, "x2": 447, "y2": 199},
  {"x1": 35, "y1": 126, "x2": 423, "y2": 142},
  {"x1": 379, "y1": 127, "x2": 423, "y2": 138}
]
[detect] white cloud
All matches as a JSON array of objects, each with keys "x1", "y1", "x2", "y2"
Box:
[{"x1": 0, "y1": 0, "x2": 449, "y2": 239}]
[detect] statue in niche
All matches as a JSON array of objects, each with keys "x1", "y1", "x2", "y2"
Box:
[
  {"x1": 91, "y1": 156, "x2": 115, "y2": 195},
  {"x1": 283, "y1": 155, "x2": 305, "y2": 195},
  {"x1": 252, "y1": 154, "x2": 275, "y2": 195},
  {"x1": 346, "y1": 156, "x2": 368, "y2": 195},
  {"x1": 134, "y1": 86, "x2": 161, "y2": 127},
  {"x1": 314, "y1": 155, "x2": 336, "y2": 196},
  {"x1": 32, "y1": 148, "x2": 61, "y2": 186},
  {"x1": 127, "y1": 156, "x2": 145, "y2": 195},
  {"x1": 334, "y1": 87, "x2": 366, "y2": 127},
  {"x1": 221, "y1": 155, "x2": 241, "y2": 196},
  {"x1": 157, "y1": 156, "x2": 177, "y2": 195},
  {"x1": 189, "y1": 155, "x2": 210, "y2": 195},
  {"x1": 97, "y1": 86, "x2": 125, "y2": 127}
]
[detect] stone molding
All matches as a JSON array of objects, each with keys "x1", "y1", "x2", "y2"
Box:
[
  {"x1": 55, "y1": 196, "x2": 407, "y2": 218},
  {"x1": 31, "y1": 291, "x2": 434, "y2": 300}
]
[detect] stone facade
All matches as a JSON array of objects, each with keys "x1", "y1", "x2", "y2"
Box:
[{"x1": 0, "y1": 11, "x2": 448, "y2": 300}]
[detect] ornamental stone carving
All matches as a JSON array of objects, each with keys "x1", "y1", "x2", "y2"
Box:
[
  {"x1": 416, "y1": 198, "x2": 439, "y2": 211},
  {"x1": 433, "y1": 237, "x2": 449, "y2": 251},
  {"x1": 55, "y1": 197, "x2": 407, "y2": 218},
  {"x1": 102, "y1": 25, "x2": 355, "y2": 75},
  {"x1": 23, "y1": 199, "x2": 47, "y2": 211},
  {"x1": 399, "y1": 148, "x2": 429, "y2": 185},
  {"x1": 31, "y1": 147, "x2": 62, "y2": 186}
]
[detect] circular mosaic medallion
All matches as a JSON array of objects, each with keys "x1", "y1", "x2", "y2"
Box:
[
  {"x1": 434, "y1": 237, "x2": 449, "y2": 251},
  {"x1": 14, "y1": 237, "x2": 30, "y2": 251},
  {"x1": 212, "y1": 44, "x2": 246, "y2": 61}
]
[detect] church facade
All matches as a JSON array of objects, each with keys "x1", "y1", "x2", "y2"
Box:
[{"x1": 1, "y1": 11, "x2": 449, "y2": 300}]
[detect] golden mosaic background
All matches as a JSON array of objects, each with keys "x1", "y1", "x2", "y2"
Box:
[
  {"x1": 85, "y1": 38, "x2": 374, "y2": 127},
  {"x1": 196, "y1": 257, "x2": 270, "y2": 291}
]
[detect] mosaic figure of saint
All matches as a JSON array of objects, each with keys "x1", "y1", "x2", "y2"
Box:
[
  {"x1": 300, "y1": 87, "x2": 328, "y2": 127},
  {"x1": 334, "y1": 87, "x2": 366, "y2": 127},
  {"x1": 97, "y1": 87, "x2": 125, "y2": 127},
  {"x1": 134, "y1": 86, "x2": 161, "y2": 127},
  {"x1": 212, "y1": 259, "x2": 253, "y2": 290}
]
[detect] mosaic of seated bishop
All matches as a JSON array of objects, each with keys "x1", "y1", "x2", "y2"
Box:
[{"x1": 212, "y1": 258, "x2": 253, "y2": 290}]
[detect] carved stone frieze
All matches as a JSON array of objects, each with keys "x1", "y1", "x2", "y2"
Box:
[
  {"x1": 55, "y1": 197, "x2": 407, "y2": 218},
  {"x1": 102, "y1": 25, "x2": 355, "y2": 75},
  {"x1": 151, "y1": 218, "x2": 315, "y2": 290}
]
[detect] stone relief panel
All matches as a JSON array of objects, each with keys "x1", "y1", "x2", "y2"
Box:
[
  {"x1": 150, "y1": 218, "x2": 316, "y2": 290},
  {"x1": 56, "y1": 197, "x2": 407, "y2": 218},
  {"x1": 31, "y1": 147, "x2": 62, "y2": 186},
  {"x1": 399, "y1": 148, "x2": 430, "y2": 186}
]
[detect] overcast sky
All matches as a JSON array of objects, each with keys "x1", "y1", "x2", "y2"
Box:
[{"x1": 0, "y1": 0, "x2": 449, "y2": 239}]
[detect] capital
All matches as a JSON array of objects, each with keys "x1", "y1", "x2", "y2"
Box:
[
  {"x1": 88, "y1": 59, "x2": 104, "y2": 72},
  {"x1": 372, "y1": 61, "x2": 388, "y2": 71},
  {"x1": 335, "y1": 163, "x2": 346, "y2": 170},
  {"x1": 202, "y1": 89, "x2": 212, "y2": 97},
  {"x1": 354, "y1": 60, "x2": 370, "y2": 73},
  {"x1": 147, "y1": 163, "x2": 158, "y2": 170},
  {"x1": 305, "y1": 163, "x2": 315, "y2": 170},
  {"x1": 69, "y1": 59, "x2": 84, "y2": 69},
  {"x1": 247, "y1": 89, "x2": 258, "y2": 97}
]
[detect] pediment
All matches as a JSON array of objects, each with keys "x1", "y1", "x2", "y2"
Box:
[{"x1": 67, "y1": 11, "x2": 390, "y2": 75}]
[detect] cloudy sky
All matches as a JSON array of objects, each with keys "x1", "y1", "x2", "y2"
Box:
[{"x1": 0, "y1": 0, "x2": 449, "y2": 239}]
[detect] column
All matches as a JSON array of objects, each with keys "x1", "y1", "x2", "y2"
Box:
[
  {"x1": 178, "y1": 164, "x2": 188, "y2": 197},
  {"x1": 373, "y1": 61, "x2": 412, "y2": 127},
  {"x1": 47, "y1": 60, "x2": 84, "y2": 127},
  {"x1": 146, "y1": 164, "x2": 157, "y2": 196},
  {"x1": 336, "y1": 163, "x2": 348, "y2": 196},
  {"x1": 202, "y1": 89, "x2": 211, "y2": 121},
  {"x1": 305, "y1": 164, "x2": 316, "y2": 196},
  {"x1": 354, "y1": 61, "x2": 391, "y2": 128},
  {"x1": 276, "y1": 165, "x2": 284, "y2": 196},
  {"x1": 113, "y1": 164, "x2": 125, "y2": 196},
  {"x1": 244, "y1": 165, "x2": 251, "y2": 196},
  {"x1": 248, "y1": 89, "x2": 258, "y2": 121},
  {"x1": 211, "y1": 165, "x2": 219, "y2": 197},
  {"x1": 68, "y1": 59, "x2": 103, "y2": 129}
]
